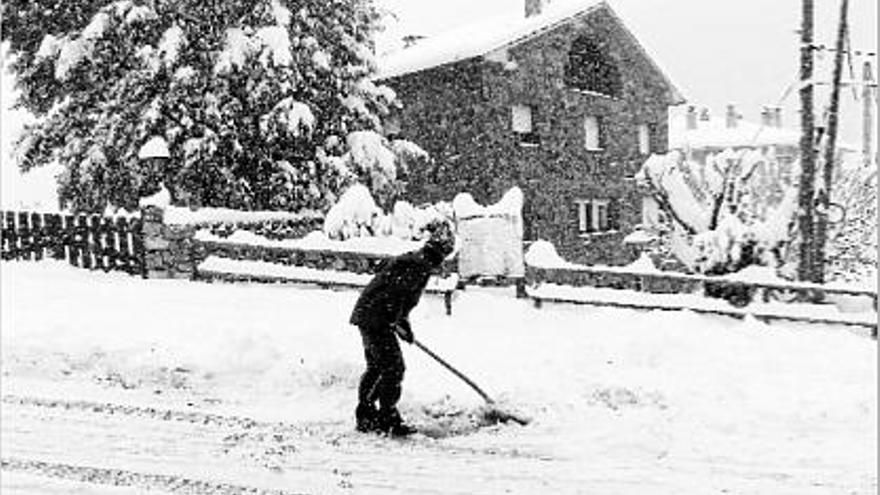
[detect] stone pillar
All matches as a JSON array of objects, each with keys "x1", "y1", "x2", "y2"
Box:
[{"x1": 141, "y1": 206, "x2": 197, "y2": 279}]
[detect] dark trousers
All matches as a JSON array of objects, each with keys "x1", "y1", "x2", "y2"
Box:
[{"x1": 358, "y1": 325, "x2": 405, "y2": 412}]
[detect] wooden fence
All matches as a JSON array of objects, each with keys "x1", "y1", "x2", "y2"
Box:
[{"x1": 1, "y1": 210, "x2": 145, "y2": 275}]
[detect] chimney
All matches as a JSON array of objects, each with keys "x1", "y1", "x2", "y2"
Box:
[
  {"x1": 699, "y1": 107, "x2": 710, "y2": 122},
  {"x1": 772, "y1": 107, "x2": 783, "y2": 128},
  {"x1": 760, "y1": 106, "x2": 773, "y2": 127},
  {"x1": 402, "y1": 34, "x2": 425, "y2": 49},
  {"x1": 685, "y1": 105, "x2": 698, "y2": 130},
  {"x1": 725, "y1": 104, "x2": 738, "y2": 129},
  {"x1": 525, "y1": 0, "x2": 543, "y2": 17}
]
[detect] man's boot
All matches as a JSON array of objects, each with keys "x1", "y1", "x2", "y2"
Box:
[
  {"x1": 379, "y1": 408, "x2": 416, "y2": 437},
  {"x1": 355, "y1": 403, "x2": 379, "y2": 433}
]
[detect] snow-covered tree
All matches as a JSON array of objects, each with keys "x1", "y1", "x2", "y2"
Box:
[
  {"x1": 2, "y1": 0, "x2": 417, "y2": 213},
  {"x1": 826, "y1": 164, "x2": 877, "y2": 284},
  {"x1": 637, "y1": 149, "x2": 799, "y2": 276}
]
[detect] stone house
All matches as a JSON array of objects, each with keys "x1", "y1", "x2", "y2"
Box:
[{"x1": 376, "y1": 0, "x2": 684, "y2": 265}]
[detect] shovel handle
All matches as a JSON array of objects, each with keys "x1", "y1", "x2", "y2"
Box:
[{"x1": 392, "y1": 324, "x2": 494, "y2": 404}]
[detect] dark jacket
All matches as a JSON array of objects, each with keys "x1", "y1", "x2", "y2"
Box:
[{"x1": 350, "y1": 245, "x2": 445, "y2": 332}]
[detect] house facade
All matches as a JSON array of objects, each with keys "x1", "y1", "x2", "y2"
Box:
[{"x1": 377, "y1": 0, "x2": 684, "y2": 265}]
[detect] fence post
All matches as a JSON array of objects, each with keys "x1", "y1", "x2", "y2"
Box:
[
  {"x1": 141, "y1": 206, "x2": 168, "y2": 278},
  {"x1": 131, "y1": 217, "x2": 146, "y2": 277},
  {"x1": 115, "y1": 217, "x2": 131, "y2": 273},
  {"x1": 2, "y1": 211, "x2": 16, "y2": 260},
  {"x1": 76, "y1": 215, "x2": 92, "y2": 269},
  {"x1": 64, "y1": 215, "x2": 78, "y2": 266},
  {"x1": 90, "y1": 215, "x2": 105, "y2": 271},
  {"x1": 45, "y1": 214, "x2": 65, "y2": 260},
  {"x1": 102, "y1": 216, "x2": 117, "y2": 271},
  {"x1": 17, "y1": 212, "x2": 31, "y2": 261},
  {"x1": 30, "y1": 212, "x2": 44, "y2": 261}
]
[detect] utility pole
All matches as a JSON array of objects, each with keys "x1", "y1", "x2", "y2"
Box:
[
  {"x1": 863, "y1": 60, "x2": 875, "y2": 168},
  {"x1": 812, "y1": 0, "x2": 849, "y2": 284},
  {"x1": 796, "y1": 0, "x2": 816, "y2": 281}
]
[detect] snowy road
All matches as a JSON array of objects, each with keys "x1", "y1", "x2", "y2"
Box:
[
  {"x1": 2, "y1": 262, "x2": 876, "y2": 494},
  {"x1": 2, "y1": 389, "x2": 873, "y2": 495},
  {"x1": 0, "y1": 392, "x2": 644, "y2": 494}
]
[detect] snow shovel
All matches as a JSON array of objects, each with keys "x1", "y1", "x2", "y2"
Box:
[{"x1": 392, "y1": 325, "x2": 530, "y2": 426}]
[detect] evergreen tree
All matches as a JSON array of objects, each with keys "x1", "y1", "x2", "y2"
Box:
[{"x1": 2, "y1": 0, "x2": 411, "y2": 212}]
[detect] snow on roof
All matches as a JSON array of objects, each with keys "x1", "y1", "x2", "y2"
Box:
[
  {"x1": 377, "y1": 0, "x2": 679, "y2": 95},
  {"x1": 376, "y1": 1, "x2": 590, "y2": 79},
  {"x1": 669, "y1": 113, "x2": 801, "y2": 150}
]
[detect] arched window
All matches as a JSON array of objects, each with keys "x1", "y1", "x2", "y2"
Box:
[{"x1": 564, "y1": 36, "x2": 621, "y2": 97}]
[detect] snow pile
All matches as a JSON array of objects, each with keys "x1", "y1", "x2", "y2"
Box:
[
  {"x1": 138, "y1": 184, "x2": 172, "y2": 208},
  {"x1": 523, "y1": 240, "x2": 572, "y2": 269},
  {"x1": 323, "y1": 183, "x2": 452, "y2": 242},
  {"x1": 625, "y1": 252, "x2": 659, "y2": 273},
  {"x1": 453, "y1": 187, "x2": 525, "y2": 278},
  {"x1": 323, "y1": 184, "x2": 382, "y2": 240}
]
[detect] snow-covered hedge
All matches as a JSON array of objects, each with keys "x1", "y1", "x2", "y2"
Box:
[{"x1": 322, "y1": 183, "x2": 452, "y2": 241}]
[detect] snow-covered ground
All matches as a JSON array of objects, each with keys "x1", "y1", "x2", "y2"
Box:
[{"x1": 1, "y1": 260, "x2": 876, "y2": 494}]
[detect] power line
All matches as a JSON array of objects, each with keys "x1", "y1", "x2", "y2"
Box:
[{"x1": 808, "y1": 43, "x2": 877, "y2": 58}]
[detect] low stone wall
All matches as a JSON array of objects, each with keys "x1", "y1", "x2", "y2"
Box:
[{"x1": 140, "y1": 205, "x2": 457, "y2": 279}]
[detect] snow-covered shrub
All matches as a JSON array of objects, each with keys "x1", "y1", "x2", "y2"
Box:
[
  {"x1": 322, "y1": 182, "x2": 452, "y2": 241},
  {"x1": 323, "y1": 184, "x2": 381, "y2": 240},
  {"x1": 638, "y1": 149, "x2": 798, "y2": 277}
]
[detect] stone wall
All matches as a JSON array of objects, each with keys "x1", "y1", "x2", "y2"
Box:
[
  {"x1": 139, "y1": 206, "x2": 458, "y2": 279},
  {"x1": 141, "y1": 206, "x2": 198, "y2": 279}
]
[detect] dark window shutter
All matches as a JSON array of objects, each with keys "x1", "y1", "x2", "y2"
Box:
[{"x1": 585, "y1": 202, "x2": 594, "y2": 232}]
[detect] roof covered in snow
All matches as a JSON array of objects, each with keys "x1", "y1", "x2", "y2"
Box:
[
  {"x1": 376, "y1": 0, "x2": 684, "y2": 103},
  {"x1": 668, "y1": 113, "x2": 801, "y2": 150}
]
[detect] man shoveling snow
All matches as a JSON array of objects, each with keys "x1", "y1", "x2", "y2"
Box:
[{"x1": 349, "y1": 219, "x2": 456, "y2": 436}]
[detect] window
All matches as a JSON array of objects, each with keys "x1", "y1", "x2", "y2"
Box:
[
  {"x1": 584, "y1": 116, "x2": 601, "y2": 150},
  {"x1": 512, "y1": 104, "x2": 539, "y2": 146},
  {"x1": 564, "y1": 36, "x2": 622, "y2": 97},
  {"x1": 638, "y1": 123, "x2": 651, "y2": 154},
  {"x1": 575, "y1": 199, "x2": 613, "y2": 234}
]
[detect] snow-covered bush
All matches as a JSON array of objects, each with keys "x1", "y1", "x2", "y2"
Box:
[
  {"x1": 323, "y1": 183, "x2": 452, "y2": 241},
  {"x1": 2, "y1": 0, "x2": 418, "y2": 214},
  {"x1": 637, "y1": 149, "x2": 798, "y2": 277}
]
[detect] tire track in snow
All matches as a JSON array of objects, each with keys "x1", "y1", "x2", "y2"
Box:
[
  {"x1": 0, "y1": 394, "x2": 540, "y2": 459},
  {"x1": 1, "y1": 394, "x2": 572, "y2": 494},
  {"x1": 1, "y1": 458, "x2": 306, "y2": 495}
]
